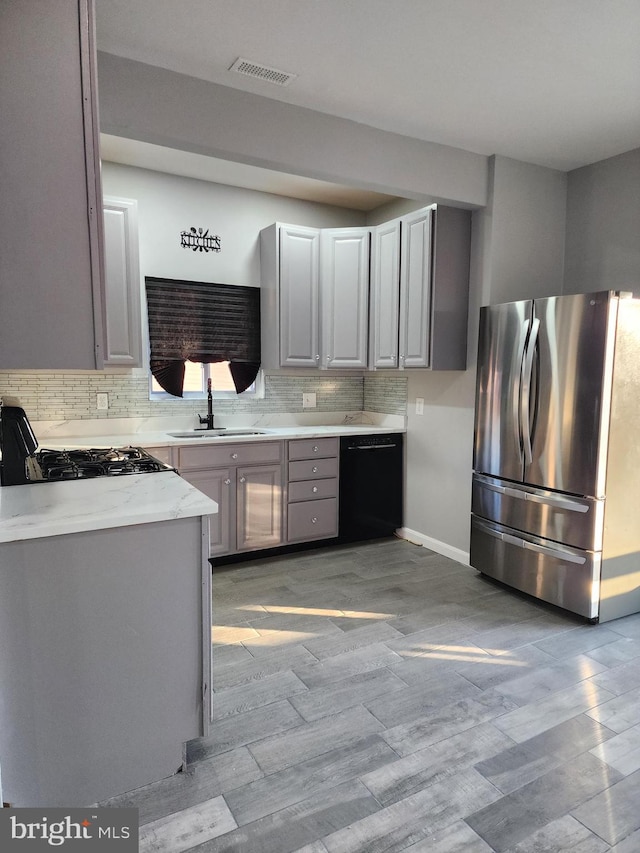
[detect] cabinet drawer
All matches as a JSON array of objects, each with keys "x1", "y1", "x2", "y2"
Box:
[
  {"x1": 176, "y1": 441, "x2": 282, "y2": 471},
  {"x1": 288, "y1": 437, "x2": 339, "y2": 461},
  {"x1": 288, "y1": 478, "x2": 338, "y2": 503},
  {"x1": 288, "y1": 457, "x2": 339, "y2": 481},
  {"x1": 288, "y1": 498, "x2": 338, "y2": 542}
]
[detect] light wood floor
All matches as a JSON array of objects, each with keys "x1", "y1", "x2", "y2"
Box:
[{"x1": 104, "y1": 538, "x2": 640, "y2": 852}]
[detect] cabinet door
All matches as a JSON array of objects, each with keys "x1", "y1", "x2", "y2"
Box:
[
  {"x1": 0, "y1": 0, "x2": 103, "y2": 369},
  {"x1": 181, "y1": 468, "x2": 234, "y2": 557},
  {"x1": 320, "y1": 229, "x2": 370, "y2": 369},
  {"x1": 102, "y1": 198, "x2": 143, "y2": 366},
  {"x1": 236, "y1": 464, "x2": 283, "y2": 552},
  {"x1": 279, "y1": 225, "x2": 320, "y2": 367},
  {"x1": 399, "y1": 207, "x2": 433, "y2": 368},
  {"x1": 369, "y1": 219, "x2": 401, "y2": 368}
]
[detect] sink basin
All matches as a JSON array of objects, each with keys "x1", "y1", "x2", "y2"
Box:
[{"x1": 166, "y1": 429, "x2": 269, "y2": 439}]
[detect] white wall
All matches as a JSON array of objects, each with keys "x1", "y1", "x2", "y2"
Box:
[
  {"x1": 564, "y1": 147, "x2": 640, "y2": 294},
  {"x1": 102, "y1": 162, "x2": 365, "y2": 286}
]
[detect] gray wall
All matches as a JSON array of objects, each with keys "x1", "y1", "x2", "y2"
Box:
[
  {"x1": 97, "y1": 53, "x2": 488, "y2": 208},
  {"x1": 403, "y1": 156, "x2": 567, "y2": 556},
  {"x1": 564, "y1": 147, "x2": 640, "y2": 294}
]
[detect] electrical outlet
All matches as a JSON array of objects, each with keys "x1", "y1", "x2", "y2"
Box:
[
  {"x1": 303, "y1": 392, "x2": 317, "y2": 409},
  {"x1": 96, "y1": 392, "x2": 109, "y2": 411},
  {"x1": 415, "y1": 397, "x2": 424, "y2": 415}
]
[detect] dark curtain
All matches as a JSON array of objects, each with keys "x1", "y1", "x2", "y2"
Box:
[{"x1": 145, "y1": 277, "x2": 261, "y2": 397}]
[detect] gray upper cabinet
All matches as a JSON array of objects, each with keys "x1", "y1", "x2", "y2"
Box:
[
  {"x1": 399, "y1": 207, "x2": 434, "y2": 368},
  {"x1": 370, "y1": 204, "x2": 471, "y2": 371},
  {"x1": 261, "y1": 223, "x2": 321, "y2": 368},
  {"x1": 369, "y1": 219, "x2": 401, "y2": 368},
  {"x1": 261, "y1": 223, "x2": 370, "y2": 370},
  {"x1": 102, "y1": 198, "x2": 143, "y2": 367},
  {"x1": 0, "y1": 0, "x2": 104, "y2": 369},
  {"x1": 320, "y1": 228, "x2": 370, "y2": 369}
]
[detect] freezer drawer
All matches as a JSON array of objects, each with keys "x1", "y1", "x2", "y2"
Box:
[
  {"x1": 472, "y1": 474, "x2": 604, "y2": 551},
  {"x1": 470, "y1": 516, "x2": 601, "y2": 619}
]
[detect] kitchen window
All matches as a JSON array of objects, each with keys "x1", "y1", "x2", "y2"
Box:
[
  {"x1": 150, "y1": 361, "x2": 263, "y2": 399},
  {"x1": 145, "y1": 277, "x2": 261, "y2": 398}
]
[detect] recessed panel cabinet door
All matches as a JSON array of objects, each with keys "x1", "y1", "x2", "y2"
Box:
[
  {"x1": 236, "y1": 464, "x2": 283, "y2": 552},
  {"x1": 180, "y1": 468, "x2": 234, "y2": 557},
  {"x1": 279, "y1": 225, "x2": 320, "y2": 367},
  {"x1": 369, "y1": 219, "x2": 401, "y2": 368},
  {"x1": 320, "y1": 228, "x2": 370, "y2": 369},
  {"x1": 102, "y1": 198, "x2": 142, "y2": 366},
  {"x1": 399, "y1": 208, "x2": 433, "y2": 368}
]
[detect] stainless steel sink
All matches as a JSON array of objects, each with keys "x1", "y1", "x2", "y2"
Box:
[{"x1": 166, "y1": 429, "x2": 269, "y2": 439}]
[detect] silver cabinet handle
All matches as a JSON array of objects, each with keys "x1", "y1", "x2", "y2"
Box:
[
  {"x1": 315, "y1": 354, "x2": 320, "y2": 361},
  {"x1": 239, "y1": 476, "x2": 246, "y2": 484},
  {"x1": 231, "y1": 452, "x2": 238, "y2": 459},
  {"x1": 312, "y1": 466, "x2": 318, "y2": 473},
  {"x1": 312, "y1": 446, "x2": 319, "y2": 453},
  {"x1": 311, "y1": 517, "x2": 317, "y2": 524},
  {"x1": 224, "y1": 478, "x2": 231, "y2": 485},
  {"x1": 312, "y1": 486, "x2": 318, "y2": 493}
]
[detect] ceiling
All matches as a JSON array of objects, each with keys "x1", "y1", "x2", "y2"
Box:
[{"x1": 96, "y1": 0, "x2": 640, "y2": 200}]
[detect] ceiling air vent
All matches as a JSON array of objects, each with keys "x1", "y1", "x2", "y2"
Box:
[{"x1": 228, "y1": 57, "x2": 297, "y2": 87}]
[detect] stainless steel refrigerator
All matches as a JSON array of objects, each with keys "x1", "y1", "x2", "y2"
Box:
[{"x1": 470, "y1": 290, "x2": 640, "y2": 622}]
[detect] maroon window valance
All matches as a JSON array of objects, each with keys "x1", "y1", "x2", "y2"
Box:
[{"x1": 145, "y1": 277, "x2": 261, "y2": 398}]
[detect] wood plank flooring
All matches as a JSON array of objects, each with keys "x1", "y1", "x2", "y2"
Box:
[{"x1": 102, "y1": 538, "x2": 640, "y2": 851}]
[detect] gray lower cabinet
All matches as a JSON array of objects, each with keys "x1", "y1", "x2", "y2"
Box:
[
  {"x1": 102, "y1": 196, "x2": 143, "y2": 366},
  {"x1": 287, "y1": 438, "x2": 339, "y2": 542},
  {"x1": 0, "y1": 0, "x2": 104, "y2": 369},
  {"x1": 0, "y1": 515, "x2": 210, "y2": 807},
  {"x1": 176, "y1": 441, "x2": 284, "y2": 557}
]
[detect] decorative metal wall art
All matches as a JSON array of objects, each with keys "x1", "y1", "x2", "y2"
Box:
[{"x1": 180, "y1": 227, "x2": 221, "y2": 253}]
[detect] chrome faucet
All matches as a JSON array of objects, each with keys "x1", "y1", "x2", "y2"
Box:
[{"x1": 198, "y1": 378, "x2": 214, "y2": 430}]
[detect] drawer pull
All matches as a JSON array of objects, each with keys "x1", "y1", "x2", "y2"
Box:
[
  {"x1": 312, "y1": 486, "x2": 318, "y2": 493},
  {"x1": 312, "y1": 446, "x2": 319, "y2": 453},
  {"x1": 311, "y1": 517, "x2": 318, "y2": 524},
  {"x1": 224, "y1": 478, "x2": 231, "y2": 486},
  {"x1": 231, "y1": 453, "x2": 238, "y2": 460},
  {"x1": 312, "y1": 466, "x2": 318, "y2": 473},
  {"x1": 239, "y1": 476, "x2": 246, "y2": 484}
]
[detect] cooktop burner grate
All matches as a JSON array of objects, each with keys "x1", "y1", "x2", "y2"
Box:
[{"x1": 35, "y1": 447, "x2": 172, "y2": 480}]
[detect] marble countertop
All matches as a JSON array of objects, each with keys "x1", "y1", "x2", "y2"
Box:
[
  {"x1": 38, "y1": 423, "x2": 405, "y2": 451},
  {"x1": 0, "y1": 471, "x2": 218, "y2": 544}
]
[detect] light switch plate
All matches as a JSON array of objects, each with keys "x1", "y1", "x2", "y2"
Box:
[
  {"x1": 303, "y1": 392, "x2": 317, "y2": 409},
  {"x1": 415, "y1": 397, "x2": 424, "y2": 415},
  {"x1": 96, "y1": 392, "x2": 109, "y2": 411}
]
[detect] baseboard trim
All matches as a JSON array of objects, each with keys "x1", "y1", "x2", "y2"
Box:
[{"x1": 397, "y1": 527, "x2": 470, "y2": 566}]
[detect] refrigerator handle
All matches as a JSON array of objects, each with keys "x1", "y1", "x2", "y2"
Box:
[
  {"x1": 521, "y1": 317, "x2": 540, "y2": 465},
  {"x1": 475, "y1": 518, "x2": 587, "y2": 565},
  {"x1": 513, "y1": 319, "x2": 530, "y2": 466}
]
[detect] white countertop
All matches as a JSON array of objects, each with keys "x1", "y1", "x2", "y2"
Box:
[
  {"x1": 0, "y1": 471, "x2": 218, "y2": 544},
  {"x1": 38, "y1": 423, "x2": 405, "y2": 451}
]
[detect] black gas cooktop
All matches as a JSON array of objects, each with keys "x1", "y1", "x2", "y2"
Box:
[{"x1": 35, "y1": 447, "x2": 172, "y2": 481}]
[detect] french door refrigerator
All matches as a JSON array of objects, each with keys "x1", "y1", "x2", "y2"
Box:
[{"x1": 470, "y1": 290, "x2": 640, "y2": 622}]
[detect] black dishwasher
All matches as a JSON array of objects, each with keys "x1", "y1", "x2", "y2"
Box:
[{"x1": 339, "y1": 433, "x2": 403, "y2": 542}]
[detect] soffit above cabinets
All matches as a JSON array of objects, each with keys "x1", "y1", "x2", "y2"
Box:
[{"x1": 100, "y1": 134, "x2": 399, "y2": 211}]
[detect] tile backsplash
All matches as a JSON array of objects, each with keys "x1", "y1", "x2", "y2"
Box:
[{"x1": 0, "y1": 370, "x2": 407, "y2": 421}]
